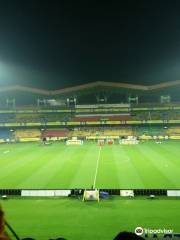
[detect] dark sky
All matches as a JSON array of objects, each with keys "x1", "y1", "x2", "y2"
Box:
[{"x1": 0, "y1": 0, "x2": 180, "y2": 89}]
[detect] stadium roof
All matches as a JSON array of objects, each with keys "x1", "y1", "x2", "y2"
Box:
[{"x1": 1, "y1": 80, "x2": 180, "y2": 96}]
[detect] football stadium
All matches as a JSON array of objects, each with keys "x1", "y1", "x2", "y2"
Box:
[{"x1": 1, "y1": 81, "x2": 180, "y2": 239}]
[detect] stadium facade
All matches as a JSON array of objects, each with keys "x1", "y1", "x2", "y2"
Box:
[{"x1": 1, "y1": 80, "x2": 180, "y2": 106}]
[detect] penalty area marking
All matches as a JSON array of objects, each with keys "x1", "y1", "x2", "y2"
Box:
[
  {"x1": 3, "y1": 150, "x2": 10, "y2": 154},
  {"x1": 93, "y1": 146, "x2": 102, "y2": 189}
]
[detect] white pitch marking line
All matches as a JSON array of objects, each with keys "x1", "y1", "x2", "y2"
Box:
[
  {"x1": 93, "y1": 146, "x2": 102, "y2": 189},
  {"x1": 3, "y1": 150, "x2": 10, "y2": 154}
]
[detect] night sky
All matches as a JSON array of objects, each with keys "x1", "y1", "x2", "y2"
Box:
[{"x1": 0, "y1": 0, "x2": 180, "y2": 89}]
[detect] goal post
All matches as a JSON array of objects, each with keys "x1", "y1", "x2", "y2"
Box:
[
  {"x1": 119, "y1": 136, "x2": 139, "y2": 145},
  {"x1": 66, "y1": 137, "x2": 83, "y2": 145},
  {"x1": 107, "y1": 139, "x2": 114, "y2": 145},
  {"x1": 98, "y1": 139, "x2": 104, "y2": 146},
  {"x1": 83, "y1": 189, "x2": 100, "y2": 202}
]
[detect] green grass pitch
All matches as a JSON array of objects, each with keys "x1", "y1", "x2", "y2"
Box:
[
  {"x1": 1, "y1": 140, "x2": 180, "y2": 240},
  {"x1": 0, "y1": 140, "x2": 180, "y2": 189},
  {"x1": 1, "y1": 197, "x2": 180, "y2": 240}
]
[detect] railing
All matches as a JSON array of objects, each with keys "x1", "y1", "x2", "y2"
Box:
[{"x1": 0, "y1": 189, "x2": 176, "y2": 197}]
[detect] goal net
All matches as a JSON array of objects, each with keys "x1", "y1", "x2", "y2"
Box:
[
  {"x1": 107, "y1": 139, "x2": 114, "y2": 145},
  {"x1": 98, "y1": 139, "x2": 104, "y2": 146},
  {"x1": 83, "y1": 190, "x2": 99, "y2": 202},
  {"x1": 66, "y1": 137, "x2": 83, "y2": 145},
  {"x1": 119, "y1": 136, "x2": 139, "y2": 145}
]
